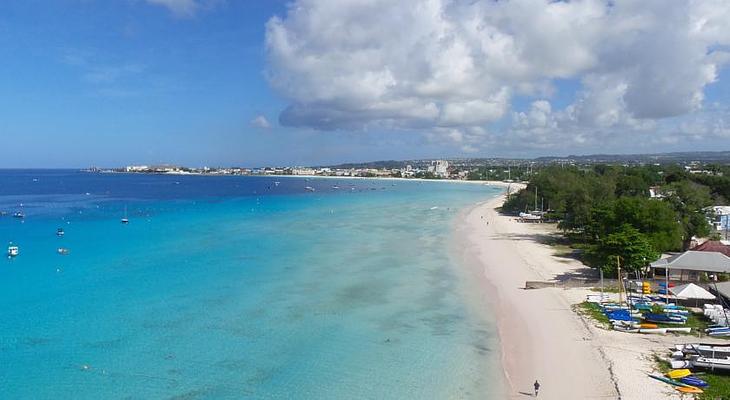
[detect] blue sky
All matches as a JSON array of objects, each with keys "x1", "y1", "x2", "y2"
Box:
[
  {"x1": 0, "y1": 0, "x2": 459, "y2": 167},
  {"x1": 2, "y1": 1, "x2": 730, "y2": 167},
  {"x1": 1, "y1": 1, "x2": 287, "y2": 167}
]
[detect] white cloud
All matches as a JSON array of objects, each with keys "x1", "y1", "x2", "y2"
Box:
[
  {"x1": 265, "y1": 0, "x2": 730, "y2": 154},
  {"x1": 251, "y1": 115, "x2": 272, "y2": 129}
]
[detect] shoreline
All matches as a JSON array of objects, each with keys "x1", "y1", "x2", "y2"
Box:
[
  {"x1": 95, "y1": 171, "x2": 519, "y2": 188},
  {"x1": 455, "y1": 194, "x2": 696, "y2": 399},
  {"x1": 455, "y1": 194, "x2": 617, "y2": 399}
]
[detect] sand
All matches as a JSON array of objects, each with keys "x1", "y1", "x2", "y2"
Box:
[{"x1": 455, "y1": 193, "x2": 687, "y2": 399}]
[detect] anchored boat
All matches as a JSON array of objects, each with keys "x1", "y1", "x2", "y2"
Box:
[{"x1": 7, "y1": 243, "x2": 19, "y2": 257}]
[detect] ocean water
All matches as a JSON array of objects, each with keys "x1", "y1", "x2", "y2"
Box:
[{"x1": 0, "y1": 170, "x2": 502, "y2": 399}]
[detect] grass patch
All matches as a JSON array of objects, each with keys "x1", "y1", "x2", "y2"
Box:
[
  {"x1": 698, "y1": 372, "x2": 730, "y2": 400},
  {"x1": 573, "y1": 301, "x2": 610, "y2": 328},
  {"x1": 654, "y1": 354, "x2": 671, "y2": 372},
  {"x1": 658, "y1": 313, "x2": 710, "y2": 333}
]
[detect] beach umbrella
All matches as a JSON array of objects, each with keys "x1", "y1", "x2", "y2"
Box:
[
  {"x1": 670, "y1": 283, "x2": 716, "y2": 300},
  {"x1": 669, "y1": 283, "x2": 715, "y2": 306}
]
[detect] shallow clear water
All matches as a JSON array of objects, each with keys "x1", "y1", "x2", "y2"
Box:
[{"x1": 0, "y1": 171, "x2": 501, "y2": 399}]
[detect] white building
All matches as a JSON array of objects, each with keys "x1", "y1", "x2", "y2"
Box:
[
  {"x1": 125, "y1": 165, "x2": 149, "y2": 172},
  {"x1": 648, "y1": 186, "x2": 667, "y2": 199},
  {"x1": 428, "y1": 160, "x2": 449, "y2": 178},
  {"x1": 708, "y1": 206, "x2": 730, "y2": 232},
  {"x1": 292, "y1": 168, "x2": 316, "y2": 175}
]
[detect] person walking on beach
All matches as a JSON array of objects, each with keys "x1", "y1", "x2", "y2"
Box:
[{"x1": 534, "y1": 380, "x2": 540, "y2": 397}]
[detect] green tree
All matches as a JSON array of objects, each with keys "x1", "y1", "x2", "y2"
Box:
[
  {"x1": 581, "y1": 197, "x2": 683, "y2": 253},
  {"x1": 665, "y1": 180, "x2": 712, "y2": 248},
  {"x1": 587, "y1": 224, "x2": 659, "y2": 276},
  {"x1": 611, "y1": 197, "x2": 684, "y2": 252},
  {"x1": 615, "y1": 174, "x2": 649, "y2": 197}
]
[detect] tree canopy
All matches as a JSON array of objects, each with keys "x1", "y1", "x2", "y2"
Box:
[
  {"x1": 586, "y1": 224, "x2": 660, "y2": 276},
  {"x1": 502, "y1": 163, "x2": 717, "y2": 276}
]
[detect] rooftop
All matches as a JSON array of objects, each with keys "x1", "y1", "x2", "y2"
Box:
[
  {"x1": 691, "y1": 240, "x2": 730, "y2": 257},
  {"x1": 649, "y1": 250, "x2": 730, "y2": 273}
]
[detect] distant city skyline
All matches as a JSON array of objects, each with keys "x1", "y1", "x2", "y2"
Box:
[{"x1": 2, "y1": 0, "x2": 730, "y2": 168}]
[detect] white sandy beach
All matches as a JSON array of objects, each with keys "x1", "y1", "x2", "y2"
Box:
[{"x1": 456, "y1": 193, "x2": 689, "y2": 400}]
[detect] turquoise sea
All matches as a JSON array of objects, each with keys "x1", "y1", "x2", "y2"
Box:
[{"x1": 0, "y1": 170, "x2": 502, "y2": 399}]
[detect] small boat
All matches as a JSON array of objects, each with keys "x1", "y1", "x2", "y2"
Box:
[
  {"x1": 665, "y1": 327, "x2": 691, "y2": 333},
  {"x1": 606, "y1": 309, "x2": 634, "y2": 321},
  {"x1": 56, "y1": 228, "x2": 65, "y2": 237},
  {"x1": 671, "y1": 360, "x2": 693, "y2": 369},
  {"x1": 706, "y1": 326, "x2": 730, "y2": 332},
  {"x1": 274, "y1": 181, "x2": 280, "y2": 186},
  {"x1": 666, "y1": 369, "x2": 691, "y2": 379},
  {"x1": 648, "y1": 374, "x2": 692, "y2": 387},
  {"x1": 644, "y1": 313, "x2": 687, "y2": 325},
  {"x1": 7, "y1": 243, "x2": 19, "y2": 258},
  {"x1": 638, "y1": 328, "x2": 668, "y2": 334},
  {"x1": 304, "y1": 186, "x2": 315, "y2": 192},
  {"x1": 676, "y1": 386, "x2": 703, "y2": 394},
  {"x1": 121, "y1": 205, "x2": 129, "y2": 224},
  {"x1": 612, "y1": 324, "x2": 639, "y2": 333},
  {"x1": 633, "y1": 304, "x2": 689, "y2": 315},
  {"x1": 693, "y1": 356, "x2": 730, "y2": 370},
  {"x1": 677, "y1": 343, "x2": 730, "y2": 358},
  {"x1": 332, "y1": 185, "x2": 339, "y2": 189},
  {"x1": 57, "y1": 248, "x2": 70, "y2": 255},
  {"x1": 680, "y1": 376, "x2": 708, "y2": 387},
  {"x1": 12, "y1": 211, "x2": 24, "y2": 219},
  {"x1": 585, "y1": 294, "x2": 610, "y2": 303}
]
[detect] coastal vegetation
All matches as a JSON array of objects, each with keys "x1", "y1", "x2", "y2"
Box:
[
  {"x1": 502, "y1": 164, "x2": 724, "y2": 275},
  {"x1": 573, "y1": 302, "x2": 611, "y2": 328}
]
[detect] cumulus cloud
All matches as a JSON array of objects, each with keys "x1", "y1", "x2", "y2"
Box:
[
  {"x1": 265, "y1": 0, "x2": 730, "y2": 154},
  {"x1": 251, "y1": 115, "x2": 272, "y2": 129}
]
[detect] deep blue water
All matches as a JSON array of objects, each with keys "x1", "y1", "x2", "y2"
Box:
[{"x1": 0, "y1": 170, "x2": 501, "y2": 399}]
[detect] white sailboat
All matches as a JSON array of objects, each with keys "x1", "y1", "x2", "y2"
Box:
[{"x1": 7, "y1": 243, "x2": 19, "y2": 258}]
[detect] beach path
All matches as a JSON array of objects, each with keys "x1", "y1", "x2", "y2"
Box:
[{"x1": 456, "y1": 195, "x2": 618, "y2": 399}]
